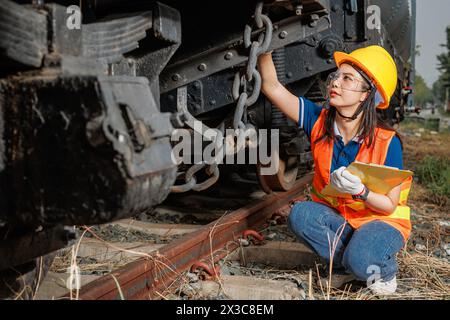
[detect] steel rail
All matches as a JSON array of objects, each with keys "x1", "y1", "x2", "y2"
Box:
[{"x1": 74, "y1": 173, "x2": 312, "y2": 300}]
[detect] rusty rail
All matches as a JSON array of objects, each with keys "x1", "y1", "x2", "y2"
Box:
[{"x1": 74, "y1": 173, "x2": 312, "y2": 300}]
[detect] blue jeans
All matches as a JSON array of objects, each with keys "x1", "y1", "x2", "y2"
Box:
[{"x1": 288, "y1": 201, "x2": 405, "y2": 281}]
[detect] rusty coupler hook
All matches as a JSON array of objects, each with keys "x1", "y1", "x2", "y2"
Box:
[
  {"x1": 240, "y1": 229, "x2": 265, "y2": 246},
  {"x1": 190, "y1": 261, "x2": 220, "y2": 280}
]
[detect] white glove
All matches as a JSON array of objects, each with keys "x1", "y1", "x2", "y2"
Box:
[{"x1": 330, "y1": 166, "x2": 365, "y2": 195}]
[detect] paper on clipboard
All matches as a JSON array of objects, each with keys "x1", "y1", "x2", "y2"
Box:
[{"x1": 321, "y1": 161, "x2": 414, "y2": 198}]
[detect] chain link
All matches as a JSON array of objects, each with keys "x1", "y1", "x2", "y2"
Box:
[
  {"x1": 171, "y1": 120, "x2": 224, "y2": 193},
  {"x1": 170, "y1": 163, "x2": 219, "y2": 193},
  {"x1": 232, "y1": 1, "x2": 273, "y2": 147},
  {"x1": 170, "y1": 172, "x2": 197, "y2": 193},
  {"x1": 171, "y1": 1, "x2": 272, "y2": 193},
  {"x1": 186, "y1": 163, "x2": 220, "y2": 192}
]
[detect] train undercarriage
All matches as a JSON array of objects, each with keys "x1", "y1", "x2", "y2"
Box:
[{"x1": 0, "y1": 0, "x2": 414, "y2": 297}]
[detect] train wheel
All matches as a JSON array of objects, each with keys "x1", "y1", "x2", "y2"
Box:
[
  {"x1": 257, "y1": 154, "x2": 299, "y2": 193},
  {"x1": 0, "y1": 253, "x2": 55, "y2": 300}
]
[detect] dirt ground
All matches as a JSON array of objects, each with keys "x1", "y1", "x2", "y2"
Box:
[{"x1": 389, "y1": 114, "x2": 450, "y2": 300}]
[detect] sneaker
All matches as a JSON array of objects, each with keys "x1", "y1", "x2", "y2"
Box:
[
  {"x1": 367, "y1": 276, "x2": 397, "y2": 295},
  {"x1": 317, "y1": 272, "x2": 356, "y2": 289}
]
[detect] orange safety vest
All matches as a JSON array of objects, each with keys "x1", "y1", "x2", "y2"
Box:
[{"x1": 310, "y1": 109, "x2": 412, "y2": 241}]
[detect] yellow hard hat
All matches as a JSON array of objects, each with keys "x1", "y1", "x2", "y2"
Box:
[{"x1": 333, "y1": 45, "x2": 397, "y2": 109}]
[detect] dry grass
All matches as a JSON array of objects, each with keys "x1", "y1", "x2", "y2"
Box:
[
  {"x1": 253, "y1": 245, "x2": 450, "y2": 300},
  {"x1": 313, "y1": 249, "x2": 450, "y2": 300},
  {"x1": 399, "y1": 122, "x2": 450, "y2": 169},
  {"x1": 189, "y1": 249, "x2": 449, "y2": 300},
  {"x1": 395, "y1": 250, "x2": 450, "y2": 299},
  {"x1": 49, "y1": 225, "x2": 192, "y2": 300},
  {"x1": 51, "y1": 249, "x2": 133, "y2": 275}
]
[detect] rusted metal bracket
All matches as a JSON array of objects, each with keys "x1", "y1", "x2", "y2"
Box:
[
  {"x1": 190, "y1": 261, "x2": 221, "y2": 280},
  {"x1": 242, "y1": 229, "x2": 265, "y2": 245}
]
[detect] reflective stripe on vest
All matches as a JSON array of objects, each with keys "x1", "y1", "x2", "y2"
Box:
[
  {"x1": 310, "y1": 109, "x2": 412, "y2": 241},
  {"x1": 311, "y1": 186, "x2": 410, "y2": 220}
]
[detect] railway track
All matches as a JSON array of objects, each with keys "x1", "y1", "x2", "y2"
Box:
[{"x1": 35, "y1": 174, "x2": 319, "y2": 300}]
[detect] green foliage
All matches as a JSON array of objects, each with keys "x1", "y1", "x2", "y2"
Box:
[
  {"x1": 432, "y1": 77, "x2": 444, "y2": 102},
  {"x1": 434, "y1": 26, "x2": 450, "y2": 104},
  {"x1": 436, "y1": 26, "x2": 450, "y2": 76},
  {"x1": 414, "y1": 74, "x2": 433, "y2": 106},
  {"x1": 415, "y1": 155, "x2": 450, "y2": 205},
  {"x1": 415, "y1": 44, "x2": 421, "y2": 57}
]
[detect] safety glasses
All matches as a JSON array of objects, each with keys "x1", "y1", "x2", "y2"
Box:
[{"x1": 326, "y1": 71, "x2": 371, "y2": 93}]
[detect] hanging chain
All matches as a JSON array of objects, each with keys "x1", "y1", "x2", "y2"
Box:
[
  {"x1": 170, "y1": 85, "x2": 224, "y2": 193},
  {"x1": 171, "y1": 2, "x2": 272, "y2": 193},
  {"x1": 232, "y1": 2, "x2": 273, "y2": 137}
]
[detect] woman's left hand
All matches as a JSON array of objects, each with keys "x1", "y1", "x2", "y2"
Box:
[{"x1": 330, "y1": 166, "x2": 365, "y2": 195}]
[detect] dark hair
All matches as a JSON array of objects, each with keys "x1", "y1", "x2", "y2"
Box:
[{"x1": 314, "y1": 70, "x2": 402, "y2": 149}]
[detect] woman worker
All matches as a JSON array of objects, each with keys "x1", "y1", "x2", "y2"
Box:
[{"x1": 258, "y1": 45, "x2": 412, "y2": 295}]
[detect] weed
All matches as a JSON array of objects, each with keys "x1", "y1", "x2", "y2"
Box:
[{"x1": 415, "y1": 156, "x2": 450, "y2": 206}]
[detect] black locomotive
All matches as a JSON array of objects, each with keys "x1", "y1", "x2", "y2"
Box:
[{"x1": 0, "y1": 0, "x2": 415, "y2": 298}]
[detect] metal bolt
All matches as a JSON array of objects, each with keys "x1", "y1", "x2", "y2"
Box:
[
  {"x1": 306, "y1": 65, "x2": 313, "y2": 72},
  {"x1": 309, "y1": 14, "x2": 319, "y2": 27},
  {"x1": 198, "y1": 63, "x2": 207, "y2": 71},
  {"x1": 193, "y1": 81, "x2": 201, "y2": 90},
  {"x1": 172, "y1": 74, "x2": 181, "y2": 82},
  {"x1": 286, "y1": 72, "x2": 293, "y2": 79},
  {"x1": 224, "y1": 52, "x2": 234, "y2": 60},
  {"x1": 279, "y1": 31, "x2": 288, "y2": 39},
  {"x1": 295, "y1": 5, "x2": 303, "y2": 15},
  {"x1": 209, "y1": 100, "x2": 216, "y2": 106}
]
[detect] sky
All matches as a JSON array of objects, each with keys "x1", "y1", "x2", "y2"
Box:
[{"x1": 416, "y1": 0, "x2": 450, "y2": 87}]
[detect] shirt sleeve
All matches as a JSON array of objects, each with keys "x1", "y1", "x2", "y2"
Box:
[
  {"x1": 298, "y1": 97, "x2": 322, "y2": 139},
  {"x1": 384, "y1": 135, "x2": 403, "y2": 169}
]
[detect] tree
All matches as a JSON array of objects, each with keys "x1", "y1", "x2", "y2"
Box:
[
  {"x1": 415, "y1": 44, "x2": 422, "y2": 57},
  {"x1": 414, "y1": 74, "x2": 433, "y2": 107},
  {"x1": 432, "y1": 76, "x2": 444, "y2": 102},
  {"x1": 435, "y1": 26, "x2": 450, "y2": 107}
]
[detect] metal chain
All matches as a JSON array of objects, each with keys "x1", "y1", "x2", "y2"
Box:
[
  {"x1": 171, "y1": 163, "x2": 220, "y2": 193},
  {"x1": 231, "y1": 1, "x2": 273, "y2": 150},
  {"x1": 170, "y1": 171, "x2": 198, "y2": 193},
  {"x1": 186, "y1": 163, "x2": 220, "y2": 192},
  {"x1": 171, "y1": 2, "x2": 272, "y2": 193},
  {"x1": 170, "y1": 85, "x2": 224, "y2": 193},
  {"x1": 170, "y1": 144, "x2": 223, "y2": 193}
]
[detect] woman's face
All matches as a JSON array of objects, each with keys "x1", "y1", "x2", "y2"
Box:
[{"x1": 327, "y1": 63, "x2": 370, "y2": 108}]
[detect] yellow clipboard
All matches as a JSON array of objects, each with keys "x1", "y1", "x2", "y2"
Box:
[{"x1": 321, "y1": 161, "x2": 413, "y2": 199}]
